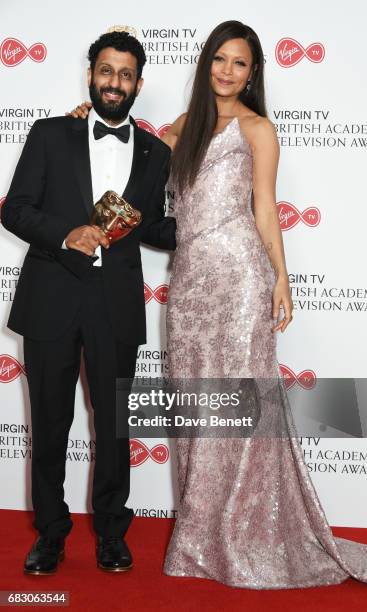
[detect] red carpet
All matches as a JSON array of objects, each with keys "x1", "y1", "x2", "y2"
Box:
[{"x1": 0, "y1": 511, "x2": 366, "y2": 611}]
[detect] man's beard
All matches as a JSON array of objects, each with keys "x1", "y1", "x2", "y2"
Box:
[{"x1": 89, "y1": 81, "x2": 137, "y2": 123}]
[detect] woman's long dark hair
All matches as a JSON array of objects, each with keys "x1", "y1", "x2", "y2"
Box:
[{"x1": 171, "y1": 20, "x2": 266, "y2": 194}]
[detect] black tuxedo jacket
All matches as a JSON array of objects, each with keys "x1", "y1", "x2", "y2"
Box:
[{"x1": 1, "y1": 116, "x2": 176, "y2": 344}]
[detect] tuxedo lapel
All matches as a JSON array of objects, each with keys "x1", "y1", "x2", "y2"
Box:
[
  {"x1": 67, "y1": 117, "x2": 150, "y2": 216},
  {"x1": 67, "y1": 118, "x2": 94, "y2": 217},
  {"x1": 123, "y1": 119, "x2": 151, "y2": 206}
]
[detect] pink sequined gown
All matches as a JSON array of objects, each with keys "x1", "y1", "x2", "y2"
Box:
[{"x1": 164, "y1": 118, "x2": 367, "y2": 589}]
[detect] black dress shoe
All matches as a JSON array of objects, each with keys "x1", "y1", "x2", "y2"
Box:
[
  {"x1": 24, "y1": 536, "x2": 65, "y2": 575},
  {"x1": 97, "y1": 536, "x2": 133, "y2": 572}
]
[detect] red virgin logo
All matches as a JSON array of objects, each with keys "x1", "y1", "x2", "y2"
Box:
[
  {"x1": 130, "y1": 439, "x2": 169, "y2": 467},
  {"x1": 136, "y1": 119, "x2": 171, "y2": 139},
  {"x1": 276, "y1": 38, "x2": 325, "y2": 68},
  {"x1": 277, "y1": 201, "x2": 321, "y2": 231},
  {"x1": 0, "y1": 355, "x2": 26, "y2": 383},
  {"x1": 144, "y1": 283, "x2": 168, "y2": 304},
  {"x1": 279, "y1": 364, "x2": 316, "y2": 390},
  {"x1": 0, "y1": 38, "x2": 47, "y2": 67}
]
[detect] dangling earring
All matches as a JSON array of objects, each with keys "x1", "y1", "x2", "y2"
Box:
[{"x1": 245, "y1": 80, "x2": 251, "y2": 94}]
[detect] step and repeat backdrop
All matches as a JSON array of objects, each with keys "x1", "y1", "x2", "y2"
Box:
[{"x1": 1, "y1": 1, "x2": 366, "y2": 526}]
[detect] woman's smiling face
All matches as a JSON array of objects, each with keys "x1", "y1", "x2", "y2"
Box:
[{"x1": 210, "y1": 38, "x2": 253, "y2": 99}]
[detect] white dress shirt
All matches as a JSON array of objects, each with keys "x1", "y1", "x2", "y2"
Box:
[{"x1": 63, "y1": 107, "x2": 134, "y2": 267}]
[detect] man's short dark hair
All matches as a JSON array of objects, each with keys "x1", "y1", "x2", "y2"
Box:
[{"x1": 88, "y1": 31, "x2": 146, "y2": 79}]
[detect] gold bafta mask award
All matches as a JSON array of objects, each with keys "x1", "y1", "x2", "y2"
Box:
[{"x1": 91, "y1": 190, "x2": 142, "y2": 244}]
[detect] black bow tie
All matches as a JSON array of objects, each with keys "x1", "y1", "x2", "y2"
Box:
[{"x1": 93, "y1": 120, "x2": 130, "y2": 143}]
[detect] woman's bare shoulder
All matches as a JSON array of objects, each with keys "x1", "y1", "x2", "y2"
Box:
[
  {"x1": 162, "y1": 113, "x2": 187, "y2": 151},
  {"x1": 171, "y1": 112, "x2": 187, "y2": 132},
  {"x1": 239, "y1": 112, "x2": 276, "y2": 134},
  {"x1": 238, "y1": 113, "x2": 278, "y2": 150}
]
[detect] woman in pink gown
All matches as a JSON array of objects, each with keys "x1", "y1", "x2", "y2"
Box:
[{"x1": 162, "y1": 20, "x2": 367, "y2": 589}]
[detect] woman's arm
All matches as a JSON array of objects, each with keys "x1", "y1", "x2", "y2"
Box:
[
  {"x1": 66, "y1": 101, "x2": 92, "y2": 119},
  {"x1": 240, "y1": 116, "x2": 293, "y2": 333}
]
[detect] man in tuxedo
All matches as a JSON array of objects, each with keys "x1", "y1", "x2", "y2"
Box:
[{"x1": 1, "y1": 31, "x2": 175, "y2": 574}]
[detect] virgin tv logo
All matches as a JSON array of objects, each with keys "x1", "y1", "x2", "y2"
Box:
[
  {"x1": 130, "y1": 439, "x2": 169, "y2": 467},
  {"x1": 136, "y1": 119, "x2": 171, "y2": 139},
  {"x1": 0, "y1": 38, "x2": 47, "y2": 67},
  {"x1": 277, "y1": 201, "x2": 321, "y2": 231},
  {"x1": 0, "y1": 355, "x2": 26, "y2": 383},
  {"x1": 279, "y1": 364, "x2": 316, "y2": 391},
  {"x1": 144, "y1": 283, "x2": 168, "y2": 304},
  {"x1": 276, "y1": 38, "x2": 325, "y2": 68}
]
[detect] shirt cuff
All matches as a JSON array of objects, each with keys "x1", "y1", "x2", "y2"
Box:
[{"x1": 61, "y1": 240, "x2": 68, "y2": 250}]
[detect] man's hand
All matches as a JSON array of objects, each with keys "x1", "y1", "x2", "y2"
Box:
[{"x1": 65, "y1": 225, "x2": 110, "y2": 256}]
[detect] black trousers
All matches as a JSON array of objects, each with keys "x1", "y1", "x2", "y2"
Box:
[{"x1": 23, "y1": 268, "x2": 138, "y2": 539}]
